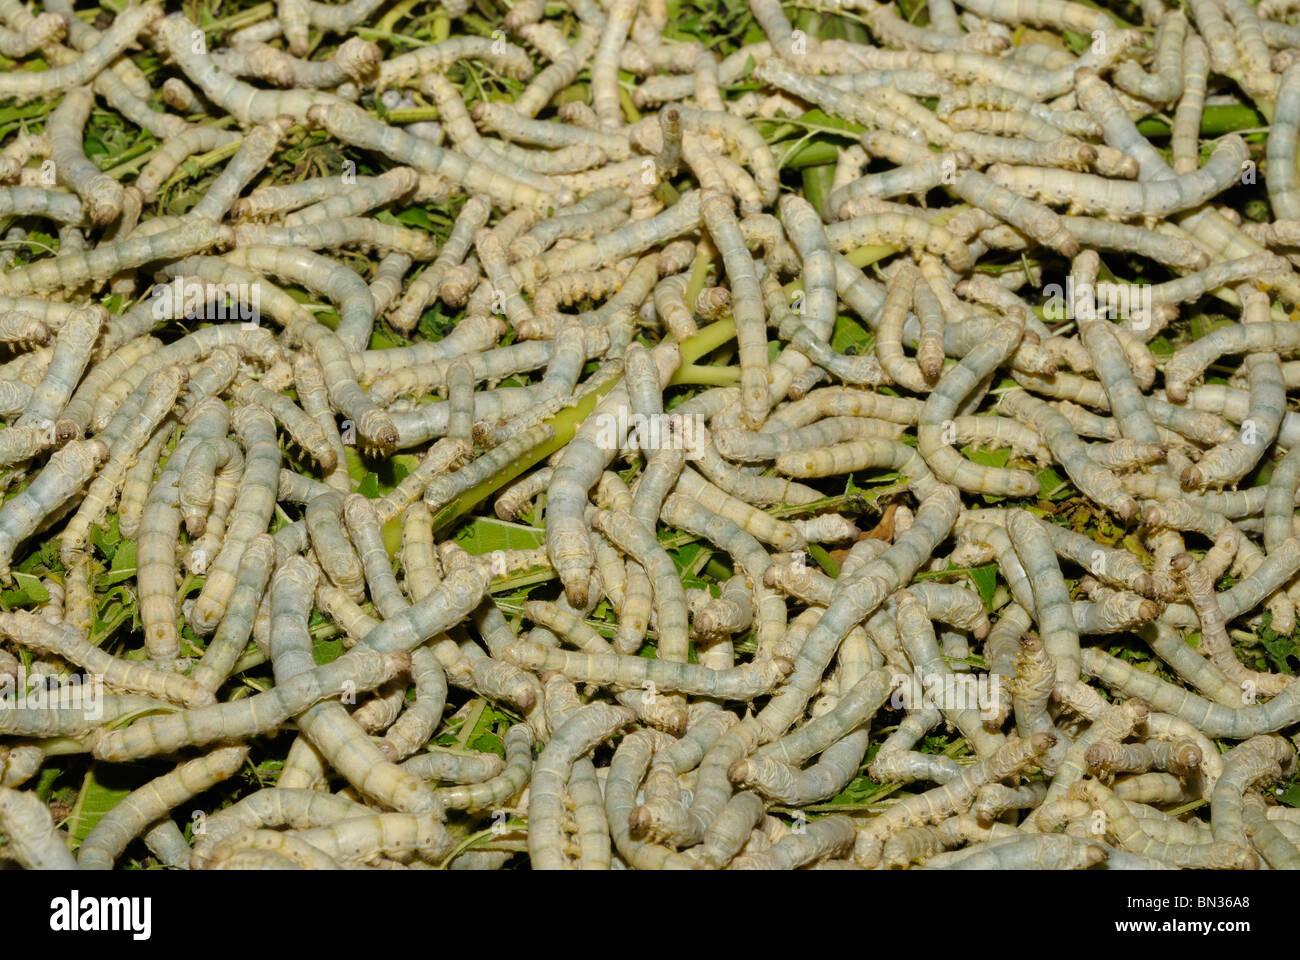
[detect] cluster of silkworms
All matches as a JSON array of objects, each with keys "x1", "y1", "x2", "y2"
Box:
[{"x1": 3, "y1": 0, "x2": 1300, "y2": 872}]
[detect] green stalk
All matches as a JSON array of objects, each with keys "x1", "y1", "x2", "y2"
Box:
[
  {"x1": 377, "y1": 0, "x2": 421, "y2": 32},
  {"x1": 669, "y1": 363, "x2": 741, "y2": 386},
  {"x1": 678, "y1": 317, "x2": 736, "y2": 365},
  {"x1": 775, "y1": 140, "x2": 840, "y2": 169},
  {"x1": 801, "y1": 163, "x2": 835, "y2": 218},
  {"x1": 204, "y1": 1, "x2": 274, "y2": 33},
  {"x1": 783, "y1": 242, "x2": 896, "y2": 299},
  {"x1": 1136, "y1": 104, "x2": 1265, "y2": 137},
  {"x1": 430, "y1": 319, "x2": 741, "y2": 532},
  {"x1": 386, "y1": 107, "x2": 442, "y2": 123},
  {"x1": 431, "y1": 371, "x2": 622, "y2": 532},
  {"x1": 683, "y1": 248, "x2": 713, "y2": 305}
]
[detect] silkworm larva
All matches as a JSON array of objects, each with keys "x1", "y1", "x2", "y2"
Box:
[
  {"x1": 544, "y1": 381, "x2": 635, "y2": 608},
  {"x1": 1242, "y1": 793, "x2": 1300, "y2": 869},
  {"x1": 436, "y1": 722, "x2": 534, "y2": 811},
  {"x1": 370, "y1": 647, "x2": 444, "y2": 762},
  {"x1": 629, "y1": 758, "x2": 697, "y2": 847},
  {"x1": 233, "y1": 379, "x2": 336, "y2": 471},
  {"x1": 376, "y1": 34, "x2": 534, "y2": 91},
  {"x1": 1005, "y1": 509, "x2": 1083, "y2": 684},
  {"x1": 1, "y1": 5, "x2": 155, "y2": 108},
  {"x1": 1087, "y1": 737, "x2": 1204, "y2": 781},
  {"x1": 135, "y1": 126, "x2": 243, "y2": 203},
  {"x1": 58, "y1": 335, "x2": 158, "y2": 442},
  {"x1": 1112, "y1": 8, "x2": 1186, "y2": 104},
  {"x1": 307, "y1": 490, "x2": 367, "y2": 602},
  {"x1": 917, "y1": 321, "x2": 1039, "y2": 497},
  {"x1": 1058, "y1": 218, "x2": 1207, "y2": 272},
  {"x1": 1065, "y1": 779, "x2": 1233, "y2": 866},
  {"x1": 688, "y1": 193, "x2": 766, "y2": 429},
  {"x1": 759, "y1": 484, "x2": 962, "y2": 739},
  {"x1": 0, "y1": 376, "x2": 31, "y2": 416},
  {"x1": 178, "y1": 438, "x2": 243, "y2": 537},
  {"x1": 997, "y1": 388, "x2": 1137, "y2": 519},
  {"x1": 729, "y1": 815, "x2": 857, "y2": 870},
  {"x1": 507, "y1": 637, "x2": 793, "y2": 699},
  {"x1": 1182, "y1": 294, "x2": 1284, "y2": 490},
  {"x1": 94, "y1": 633, "x2": 408, "y2": 762},
  {"x1": 985, "y1": 135, "x2": 1249, "y2": 219},
  {"x1": 529, "y1": 703, "x2": 636, "y2": 870},
  {"x1": 0, "y1": 608, "x2": 213, "y2": 709},
  {"x1": 493, "y1": 466, "x2": 554, "y2": 522},
  {"x1": 692, "y1": 575, "x2": 756, "y2": 641},
  {"x1": 0, "y1": 438, "x2": 106, "y2": 581},
  {"x1": 283, "y1": 168, "x2": 417, "y2": 228},
  {"x1": 474, "y1": 104, "x2": 631, "y2": 167},
  {"x1": 925, "y1": 832, "x2": 1109, "y2": 870},
  {"x1": 685, "y1": 424, "x2": 821, "y2": 507},
  {"x1": 1074, "y1": 320, "x2": 1162, "y2": 450},
  {"x1": 1163, "y1": 319, "x2": 1300, "y2": 403},
  {"x1": 188, "y1": 534, "x2": 276, "y2": 694},
  {"x1": 743, "y1": 676, "x2": 894, "y2": 796},
  {"x1": 187, "y1": 405, "x2": 281, "y2": 634},
  {"x1": 0, "y1": 184, "x2": 88, "y2": 226},
  {"x1": 894, "y1": 591, "x2": 1003, "y2": 755},
  {"x1": 1171, "y1": 553, "x2": 1290, "y2": 699},
  {"x1": 68, "y1": 378, "x2": 183, "y2": 562},
  {"x1": 94, "y1": 327, "x2": 255, "y2": 436},
  {"x1": 0, "y1": 785, "x2": 77, "y2": 870},
  {"x1": 286, "y1": 560, "x2": 446, "y2": 814},
  {"x1": 1204, "y1": 735, "x2": 1294, "y2": 864},
  {"x1": 0, "y1": 742, "x2": 43, "y2": 788},
  {"x1": 343, "y1": 493, "x2": 407, "y2": 620},
  {"x1": 292, "y1": 810, "x2": 457, "y2": 865},
  {"x1": 231, "y1": 173, "x2": 376, "y2": 221},
  {"x1": 389, "y1": 196, "x2": 492, "y2": 332},
  {"x1": 301, "y1": 99, "x2": 558, "y2": 211},
  {"x1": 289, "y1": 353, "x2": 349, "y2": 492},
  {"x1": 78, "y1": 745, "x2": 249, "y2": 870},
  {"x1": 854, "y1": 733, "x2": 1056, "y2": 867},
  {"x1": 7, "y1": 218, "x2": 232, "y2": 295},
  {"x1": 422, "y1": 423, "x2": 555, "y2": 512},
  {"x1": 15, "y1": 305, "x2": 103, "y2": 442},
  {"x1": 1008, "y1": 633, "x2": 1057, "y2": 761},
  {"x1": 869, "y1": 746, "x2": 964, "y2": 786},
  {"x1": 186, "y1": 116, "x2": 292, "y2": 222}
]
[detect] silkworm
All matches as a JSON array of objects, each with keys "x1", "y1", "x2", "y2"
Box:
[
  {"x1": 9, "y1": 220, "x2": 233, "y2": 296},
  {"x1": 0, "y1": 5, "x2": 158, "y2": 104},
  {"x1": 281, "y1": 562, "x2": 444, "y2": 814},
  {"x1": 0, "y1": 785, "x2": 77, "y2": 870},
  {"x1": 0, "y1": 438, "x2": 106, "y2": 581},
  {"x1": 79, "y1": 745, "x2": 249, "y2": 870},
  {"x1": 15, "y1": 305, "x2": 103, "y2": 442},
  {"x1": 986, "y1": 135, "x2": 1250, "y2": 219},
  {"x1": 528, "y1": 703, "x2": 635, "y2": 869},
  {"x1": 918, "y1": 321, "x2": 1037, "y2": 497},
  {"x1": 178, "y1": 437, "x2": 243, "y2": 538},
  {"x1": 855, "y1": 733, "x2": 1057, "y2": 867},
  {"x1": 65, "y1": 368, "x2": 187, "y2": 566},
  {"x1": 998, "y1": 388, "x2": 1137, "y2": 519},
  {"x1": 1, "y1": 610, "x2": 212, "y2": 709}
]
